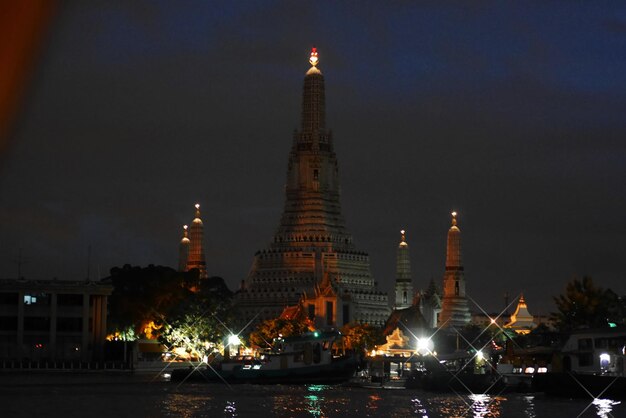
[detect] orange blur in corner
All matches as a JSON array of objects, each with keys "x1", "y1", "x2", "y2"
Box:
[{"x1": 0, "y1": 1, "x2": 56, "y2": 163}]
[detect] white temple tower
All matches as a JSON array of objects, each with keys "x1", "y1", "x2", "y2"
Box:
[{"x1": 394, "y1": 230, "x2": 413, "y2": 310}]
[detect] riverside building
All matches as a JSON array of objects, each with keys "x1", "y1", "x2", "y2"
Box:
[{"x1": 0, "y1": 278, "x2": 112, "y2": 362}]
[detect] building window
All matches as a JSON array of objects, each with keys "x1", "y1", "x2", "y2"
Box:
[
  {"x1": 313, "y1": 169, "x2": 319, "y2": 181},
  {"x1": 403, "y1": 291, "x2": 408, "y2": 304},
  {"x1": 342, "y1": 304, "x2": 350, "y2": 325},
  {"x1": 308, "y1": 304, "x2": 315, "y2": 320},
  {"x1": 0, "y1": 316, "x2": 18, "y2": 331},
  {"x1": 578, "y1": 338, "x2": 592, "y2": 351},
  {"x1": 326, "y1": 301, "x2": 333, "y2": 326},
  {"x1": 0, "y1": 292, "x2": 18, "y2": 305},
  {"x1": 455, "y1": 281, "x2": 459, "y2": 296},
  {"x1": 24, "y1": 293, "x2": 50, "y2": 305},
  {"x1": 24, "y1": 317, "x2": 50, "y2": 331},
  {"x1": 57, "y1": 294, "x2": 83, "y2": 306},
  {"x1": 57, "y1": 317, "x2": 83, "y2": 333}
]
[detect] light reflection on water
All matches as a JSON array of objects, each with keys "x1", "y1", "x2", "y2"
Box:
[
  {"x1": 592, "y1": 398, "x2": 620, "y2": 418},
  {"x1": 3, "y1": 374, "x2": 626, "y2": 417}
]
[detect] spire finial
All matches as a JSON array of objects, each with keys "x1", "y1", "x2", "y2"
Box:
[
  {"x1": 195, "y1": 203, "x2": 201, "y2": 218},
  {"x1": 399, "y1": 229, "x2": 408, "y2": 247},
  {"x1": 451, "y1": 211, "x2": 457, "y2": 226},
  {"x1": 183, "y1": 224, "x2": 188, "y2": 238},
  {"x1": 309, "y1": 47, "x2": 319, "y2": 67}
]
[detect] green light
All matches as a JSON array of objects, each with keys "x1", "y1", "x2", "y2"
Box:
[
  {"x1": 313, "y1": 331, "x2": 319, "y2": 337},
  {"x1": 609, "y1": 322, "x2": 617, "y2": 328}
]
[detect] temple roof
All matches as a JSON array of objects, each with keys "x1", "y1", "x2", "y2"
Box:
[
  {"x1": 505, "y1": 294, "x2": 536, "y2": 331},
  {"x1": 383, "y1": 304, "x2": 428, "y2": 336}
]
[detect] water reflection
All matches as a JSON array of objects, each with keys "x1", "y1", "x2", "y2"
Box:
[
  {"x1": 592, "y1": 398, "x2": 621, "y2": 418},
  {"x1": 411, "y1": 397, "x2": 428, "y2": 417},
  {"x1": 522, "y1": 395, "x2": 536, "y2": 418},
  {"x1": 224, "y1": 400, "x2": 237, "y2": 417},
  {"x1": 367, "y1": 393, "x2": 382, "y2": 414},
  {"x1": 305, "y1": 385, "x2": 325, "y2": 417},
  {"x1": 468, "y1": 394, "x2": 503, "y2": 417}
]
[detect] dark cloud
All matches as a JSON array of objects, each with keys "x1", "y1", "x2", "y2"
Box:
[{"x1": 1, "y1": 1, "x2": 625, "y2": 314}]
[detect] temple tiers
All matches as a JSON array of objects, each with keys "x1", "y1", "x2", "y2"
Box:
[
  {"x1": 236, "y1": 48, "x2": 389, "y2": 327},
  {"x1": 394, "y1": 230, "x2": 413, "y2": 309},
  {"x1": 438, "y1": 212, "x2": 471, "y2": 328},
  {"x1": 185, "y1": 204, "x2": 208, "y2": 279}
]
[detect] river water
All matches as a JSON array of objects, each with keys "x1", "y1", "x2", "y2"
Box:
[{"x1": 1, "y1": 372, "x2": 623, "y2": 417}]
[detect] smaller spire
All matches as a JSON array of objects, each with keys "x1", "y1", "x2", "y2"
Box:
[
  {"x1": 399, "y1": 229, "x2": 408, "y2": 247},
  {"x1": 451, "y1": 211, "x2": 457, "y2": 226},
  {"x1": 183, "y1": 224, "x2": 189, "y2": 238},
  {"x1": 309, "y1": 47, "x2": 319, "y2": 67},
  {"x1": 195, "y1": 203, "x2": 201, "y2": 218}
]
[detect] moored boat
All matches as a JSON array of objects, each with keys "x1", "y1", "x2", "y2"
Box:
[
  {"x1": 171, "y1": 330, "x2": 357, "y2": 384},
  {"x1": 532, "y1": 327, "x2": 626, "y2": 399}
]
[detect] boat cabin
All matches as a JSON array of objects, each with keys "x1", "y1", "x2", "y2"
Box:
[{"x1": 559, "y1": 328, "x2": 626, "y2": 376}]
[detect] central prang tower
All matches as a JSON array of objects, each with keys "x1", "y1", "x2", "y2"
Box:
[{"x1": 236, "y1": 48, "x2": 389, "y2": 327}]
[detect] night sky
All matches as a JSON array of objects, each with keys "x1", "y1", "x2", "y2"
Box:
[{"x1": 1, "y1": 1, "x2": 625, "y2": 315}]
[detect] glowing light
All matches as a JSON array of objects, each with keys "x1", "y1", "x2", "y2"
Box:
[
  {"x1": 228, "y1": 334, "x2": 241, "y2": 346},
  {"x1": 451, "y1": 211, "x2": 457, "y2": 217},
  {"x1": 524, "y1": 367, "x2": 535, "y2": 374},
  {"x1": 490, "y1": 318, "x2": 496, "y2": 324},
  {"x1": 537, "y1": 367, "x2": 548, "y2": 373},
  {"x1": 476, "y1": 350, "x2": 484, "y2": 361},
  {"x1": 309, "y1": 47, "x2": 319, "y2": 67},
  {"x1": 416, "y1": 337, "x2": 434, "y2": 355},
  {"x1": 183, "y1": 225, "x2": 188, "y2": 230},
  {"x1": 313, "y1": 331, "x2": 320, "y2": 337},
  {"x1": 195, "y1": 203, "x2": 200, "y2": 209},
  {"x1": 400, "y1": 229, "x2": 405, "y2": 235}
]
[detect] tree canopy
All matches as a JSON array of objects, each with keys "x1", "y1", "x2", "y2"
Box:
[
  {"x1": 104, "y1": 264, "x2": 234, "y2": 351},
  {"x1": 159, "y1": 275, "x2": 235, "y2": 358},
  {"x1": 340, "y1": 322, "x2": 383, "y2": 353},
  {"x1": 552, "y1": 276, "x2": 625, "y2": 332}
]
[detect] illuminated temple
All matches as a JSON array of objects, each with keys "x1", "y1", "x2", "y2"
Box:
[
  {"x1": 236, "y1": 49, "x2": 390, "y2": 327},
  {"x1": 394, "y1": 230, "x2": 413, "y2": 310},
  {"x1": 438, "y1": 212, "x2": 471, "y2": 328},
  {"x1": 178, "y1": 204, "x2": 208, "y2": 279}
]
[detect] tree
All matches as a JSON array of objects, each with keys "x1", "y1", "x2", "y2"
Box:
[
  {"x1": 105, "y1": 264, "x2": 198, "y2": 340},
  {"x1": 249, "y1": 317, "x2": 312, "y2": 349},
  {"x1": 340, "y1": 322, "x2": 383, "y2": 354},
  {"x1": 552, "y1": 276, "x2": 625, "y2": 332},
  {"x1": 159, "y1": 276, "x2": 235, "y2": 358}
]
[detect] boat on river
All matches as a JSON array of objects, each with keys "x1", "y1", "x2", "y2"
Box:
[
  {"x1": 171, "y1": 330, "x2": 357, "y2": 384},
  {"x1": 532, "y1": 328, "x2": 626, "y2": 399},
  {"x1": 405, "y1": 350, "x2": 503, "y2": 393}
]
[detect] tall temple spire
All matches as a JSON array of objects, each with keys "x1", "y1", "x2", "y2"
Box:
[
  {"x1": 236, "y1": 48, "x2": 389, "y2": 327},
  {"x1": 300, "y1": 47, "x2": 326, "y2": 141},
  {"x1": 187, "y1": 203, "x2": 208, "y2": 279},
  {"x1": 446, "y1": 211, "x2": 462, "y2": 268},
  {"x1": 278, "y1": 47, "x2": 348, "y2": 248},
  {"x1": 395, "y1": 229, "x2": 413, "y2": 309},
  {"x1": 178, "y1": 225, "x2": 190, "y2": 272},
  {"x1": 438, "y1": 211, "x2": 471, "y2": 328}
]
